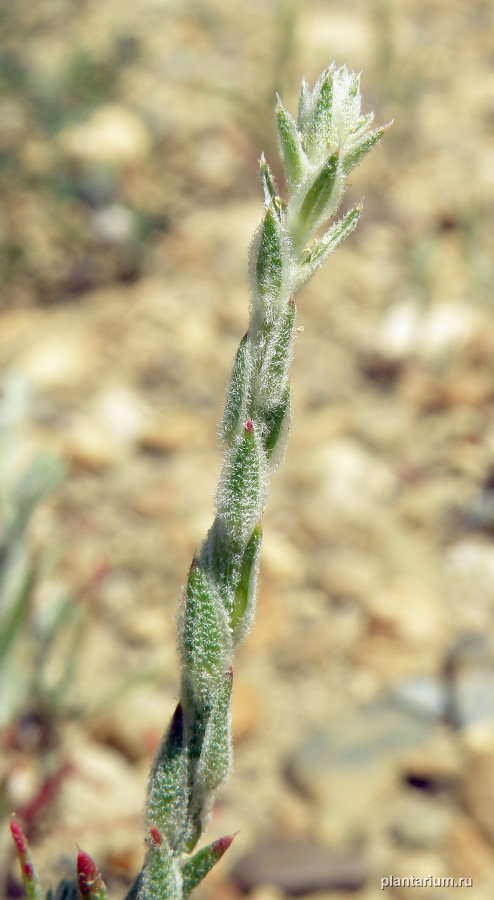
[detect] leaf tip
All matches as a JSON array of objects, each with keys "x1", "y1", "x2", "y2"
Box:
[
  {"x1": 77, "y1": 847, "x2": 105, "y2": 898},
  {"x1": 211, "y1": 832, "x2": 239, "y2": 858}
]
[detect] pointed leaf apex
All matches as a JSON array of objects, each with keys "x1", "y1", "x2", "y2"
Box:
[
  {"x1": 181, "y1": 833, "x2": 240, "y2": 899},
  {"x1": 211, "y1": 832, "x2": 238, "y2": 857},
  {"x1": 77, "y1": 848, "x2": 107, "y2": 900},
  {"x1": 77, "y1": 849, "x2": 104, "y2": 897},
  {"x1": 77, "y1": 847, "x2": 99, "y2": 883}
]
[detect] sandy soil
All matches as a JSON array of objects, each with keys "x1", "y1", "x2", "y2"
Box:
[{"x1": 2, "y1": 1, "x2": 494, "y2": 899}]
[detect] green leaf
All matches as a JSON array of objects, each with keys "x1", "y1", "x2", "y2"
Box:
[
  {"x1": 181, "y1": 562, "x2": 231, "y2": 705},
  {"x1": 254, "y1": 207, "x2": 285, "y2": 314},
  {"x1": 304, "y1": 67, "x2": 334, "y2": 158},
  {"x1": 181, "y1": 834, "x2": 237, "y2": 899},
  {"x1": 218, "y1": 421, "x2": 267, "y2": 546},
  {"x1": 199, "y1": 517, "x2": 241, "y2": 616},
  {"x1": 196, "y1": 669, "x2": 233, "y2": 792},
  {"x1": 296, "y1": 152, "x2": 340, "y2": 239},
  {"x1": 263, "y1": 385, "x2": 291, "y2": 462},
  {"x1": 221, "y1": 333, "x2": 251, "y2": 447},
  {"x1": 349, "y1": 112, "x2": 374, "y2": 143},
  {"x1": 297, "y1": 204, "x2": 362, "y2": 288},
  {"x1": 257, "y1": 297, "x2": 296, "y2": 407},
  {"x1": 230, "y1": 525, "x2": 262, "y2": 635},
  {"x1": 140, "y1": 834, "x2": 181, "y2": 900},
  {"x1": 342, "y1": 125, "x2": 388, "y2": 174},
  {"x1": 276, "y1": 101, "x2": 306, "y2": 188},
  {"x1": 147, "y1": 702, "x2": 190, "y2": 852},
  {"x1": 297, "y1": 78, "x2": 311, "y2": 131},
  {"x1": 259, "y1": 154, "x2": 282, "y2": 215},
  {"x1": 338, "y1": 70, "x2": 361, "y2": 134}
]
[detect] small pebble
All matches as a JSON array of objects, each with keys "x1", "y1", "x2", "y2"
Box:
[{"x1": 390, "y1": 675, "x2": 448, "y2": 724}]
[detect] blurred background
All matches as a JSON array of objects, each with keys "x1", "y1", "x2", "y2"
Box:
[{"x1": 1, "y1": 0, "x2": 494, "y2": 898}]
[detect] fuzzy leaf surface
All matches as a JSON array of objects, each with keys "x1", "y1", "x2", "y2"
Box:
[
  {"x1": 196, "y1": 669, "x2": 232, "y2": 792},
  {"x1": 342, "y1": 125, "x2": 387, "y2": 174},
  {"x1": 181, "y1": 834, "x2": 237, "y2": 900},
  {"x1": 259, "y1": 155, "x2": 281, "y2": 215},
  {"x1": 304, "y1": 67, "x2": 334, "y2": 159},
  {"x1": 254, "y1": 207, "x2": 286, "y2": 316},
  {"x1": 262, "y1": 385, "x2": 291, "y2": 465},
  {"x1": 297, "y1": 205, "x2": 362, "y2": 288},
  {"x1": 230, "y1": 525, "x2": 262, "y2": 637},
  {"x1": 147, "y1": 702, "x2": 189, "y2": 851},
  {"x1": 221, "y1": 334, "x2": 251, "y2": 447},
  {"x1": 256, "y1": 297, "x2": 296, "y2": 408},
  {"x1": 276, "y1": 102, "x2": 306, "y2": 188},
  {"x1": 296, "y1": 152, "x2": 340, "y2": 239},
  {"x1": 181, "y1": 564, "x2": 231, "y2": 705},
  {"x1": 139, "y1": 840, "x2": 181, "y2": 900},
  {"x1": 217, "y1": 423, "x2": 267, "y2": 547}
]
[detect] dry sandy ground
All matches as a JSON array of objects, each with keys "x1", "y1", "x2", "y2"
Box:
[{"x1": 2, "y1": 2, "x2": 494, "y2": 899}]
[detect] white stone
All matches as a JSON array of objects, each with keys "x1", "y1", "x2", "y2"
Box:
[
  {"x1": 59, "y1": 104, "x2": 151, "y2": 166},
  {"x1": 90, "y1": 204, "x2": 135, "y2": 243},
  {"x1": 377, "y1": 300, "x2": 420, "y2": 358},
  {"x1": 419, "y1": 301, "x2": 480, "y2": 360},
  {"x1": 18, "y1": 333, "x2": 94, "y2": 390},
  {"x1": 311, "y1": 438, "x2": 398, "y2": 516},
  {"x1": 365, "y1": 579, "x2": 446, "y2": 649},
  {"x1": 92, "y1": 387, "x2": 150, "y2": 447},
  {"x1": 444, "y1": 539, "x2": 494, "y2": 631},
  {"x1": 261, "y1": 528, "x2": 306, "y2": 583}
]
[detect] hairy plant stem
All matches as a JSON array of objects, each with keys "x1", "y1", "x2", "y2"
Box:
[{"x1": 10, "y1": 63, "x2": 387, "y2": 900}]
